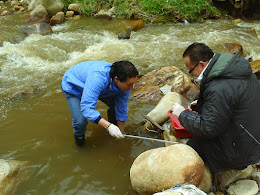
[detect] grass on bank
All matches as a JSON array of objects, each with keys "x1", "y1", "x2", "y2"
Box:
[{"x1": 64, "y1": 0, "x2": 221, "y2": 23}]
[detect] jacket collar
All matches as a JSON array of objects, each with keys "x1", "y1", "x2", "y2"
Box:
[{"x1": 108, "y1": 78, "x2": 120, "y2": 92}]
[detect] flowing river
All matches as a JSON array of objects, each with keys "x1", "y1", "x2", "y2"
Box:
[{"x1": 0, "y1": 8, "x2": 260, "y2": 194}]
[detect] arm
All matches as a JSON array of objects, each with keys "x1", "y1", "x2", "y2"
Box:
[
  {"x1": 97, "y1": 116, "x2": 125, "y2": 133},
  {"x1": 81, "y1": 73, "x2": 124, "y2": 138},
  {"x1": 98, "y1": 118, "x2": 124, "y2": 138},
  {"x1": 179, "y1": 82, "x2": 233, "y2": 138},
  {"x1": 98, "y1": 118, "x2": 110, "y2": 129},
  {"x1": 80, "y1": 73, "x2": 106, "y2": 122},
  {"x1": 117, "y1": 121, "x2": 125, "y2": 133}
]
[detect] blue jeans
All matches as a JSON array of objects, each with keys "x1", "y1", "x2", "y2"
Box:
[{"x1": 62, "y1": 89, "x2": 117, "y2": 136}]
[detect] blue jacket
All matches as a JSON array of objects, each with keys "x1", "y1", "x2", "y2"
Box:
[{"x1": 61, "y1": 61, "x2": 130, "y2": 123}]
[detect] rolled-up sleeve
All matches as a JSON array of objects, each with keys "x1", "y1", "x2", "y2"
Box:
[{"x1": 179, "y1": 83, "x2": 232, "y2": 138}]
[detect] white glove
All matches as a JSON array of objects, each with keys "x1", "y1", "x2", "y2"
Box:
[
  {"x1": 188, "y1": 100, "x2": 198, "y2": 110},
  {"x1": 107, "y1": 124, "x2": 124, "y2": 138},
  {"x1": 172, "y1": 103, "x2": 185, "y2": 118}
]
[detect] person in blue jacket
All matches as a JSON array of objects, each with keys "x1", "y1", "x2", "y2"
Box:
[{"x1": 61, "y1": 60, "x2": 139, "y2": 146}]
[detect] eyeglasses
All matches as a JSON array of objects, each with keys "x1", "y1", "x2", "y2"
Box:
[{"x1": 189, "y1": 62, "x2": 199, "y2": 74}]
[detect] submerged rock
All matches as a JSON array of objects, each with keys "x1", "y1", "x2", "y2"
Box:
[
  {"x1": 1, "y1": 86, "x2": 36, "y2": 99},
  {"x1": 19, "y1": 23, "x2": 53, "y2": 35},
  {"x1": 0, "y1": 9, "x2": 13, "y2": 16},
  {"x1": 118, "y1": 30, "x2": 131, "y2": 39},
  {"x1": 0, "y1": 159, "x2": 30, "y2": 194}
]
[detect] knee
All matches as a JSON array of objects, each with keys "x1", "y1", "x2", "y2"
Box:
[{"x1": 72, "y1": 118, "x2": 87, "y2": 130}]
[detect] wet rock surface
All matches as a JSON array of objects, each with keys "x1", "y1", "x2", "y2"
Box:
[{"x1": 130, "y1": 66, "x2": 199, "y2": 103}]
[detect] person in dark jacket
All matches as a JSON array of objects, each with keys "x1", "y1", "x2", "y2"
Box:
[
  {"x1": 172, "y1": 42, "x2": 260, "y2": 173},
  {"x1": 61, "y1": 60, "x2": 139, "y2": 146}
]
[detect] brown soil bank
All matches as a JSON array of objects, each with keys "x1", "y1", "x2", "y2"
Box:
[{"x1": 212, "y1": 0, "x2": 260, "y2": 19}]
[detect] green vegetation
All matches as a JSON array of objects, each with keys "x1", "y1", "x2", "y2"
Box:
[{"x1": 64, "y1": 0, "x2": 221, "y2": 23}]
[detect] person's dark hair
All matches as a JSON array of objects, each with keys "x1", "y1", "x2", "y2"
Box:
[
  {"x1": 109, "y1": 60, "x2": 139, "y2": 82},
  {"x1": 183, "y1": 42, "x2": 214, "y2": 65}
]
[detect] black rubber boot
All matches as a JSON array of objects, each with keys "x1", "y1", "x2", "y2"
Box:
[{"x1": 74, "y1": 134, "x2": 85, "y2": 147}]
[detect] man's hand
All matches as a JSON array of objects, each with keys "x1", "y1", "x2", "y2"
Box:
[
  {"x1": 172, "y1": 103, "x2": 185, "y2": 118},
  {"x1": 188, "y1": 100, "x2": 198, "y2": 110},
  {"x1": 107, "y1": 124, "x2": 125, "y2": 138}
]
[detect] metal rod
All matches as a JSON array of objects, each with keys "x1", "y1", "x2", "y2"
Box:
[
  {"x1": 124, "y1": 134, "x2": 178, "y2": 144},
  {"x1": 240, "y1": 124, "x2": 260, "y2": 145}
]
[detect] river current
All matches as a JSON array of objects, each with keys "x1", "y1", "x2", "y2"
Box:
[{"x1": 0, "y1": 10, "x2": 259, "y2": 194}]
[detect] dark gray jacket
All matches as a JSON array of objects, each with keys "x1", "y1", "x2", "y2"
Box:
[{"x1": 179, "y1": 53, "x2": 260, "y2": 173}]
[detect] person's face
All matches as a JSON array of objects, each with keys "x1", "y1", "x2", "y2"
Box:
[
  {"x1": 114, "y1": 76, "x2": 138, "y2": 92},
  {"x1": 184, "y1": 56, "x2": 204, "y2": 77}
]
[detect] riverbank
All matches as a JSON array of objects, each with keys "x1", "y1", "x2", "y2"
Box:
[{"x1": 64, "y1": 0, "x2": 222, "y2": 23}]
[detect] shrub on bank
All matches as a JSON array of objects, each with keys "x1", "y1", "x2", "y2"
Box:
[{"x1": 63, "y1": 0, "x2": 221, "y2": 23}]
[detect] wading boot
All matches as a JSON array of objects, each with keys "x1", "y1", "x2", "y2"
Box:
[{"x1": 74, "y1": 134, "x2": 85, "y2": 146}]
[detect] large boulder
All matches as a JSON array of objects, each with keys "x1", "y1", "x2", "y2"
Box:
[
  {"x1": 130, "y1": 66, "x2": 199, "y2": 104},
  {"x1": 28, "y1": 0, "x2": 64, "y2": 16},
  {"x1": 27, "y1": 4, "x2": 50, "y2": 23},
  {"x1": 44, "y1": 0, "x2": 64, "y2": 17},
  {"x1": 28, "y1": 0, "x2": 42, "y2": 11},
  {"x1": 130, "y1": 144, "x2": 204, "y2": 195}
]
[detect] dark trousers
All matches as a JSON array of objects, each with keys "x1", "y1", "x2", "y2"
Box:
[
  {"x1": 98, "y1": 96, "x2": 117, "y2": 125},
  {"x1": 187, "y1": 136, "x2": 206, "y2": 162}
]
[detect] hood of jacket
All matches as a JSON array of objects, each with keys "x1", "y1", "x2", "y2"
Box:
[{"x1": 205, "y1": 53, "x2": 252, "y2": 83}]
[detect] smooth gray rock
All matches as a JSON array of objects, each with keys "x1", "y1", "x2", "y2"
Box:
[{"x1": 226, "y1": 179, "x2": 258, "y2": 195}]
